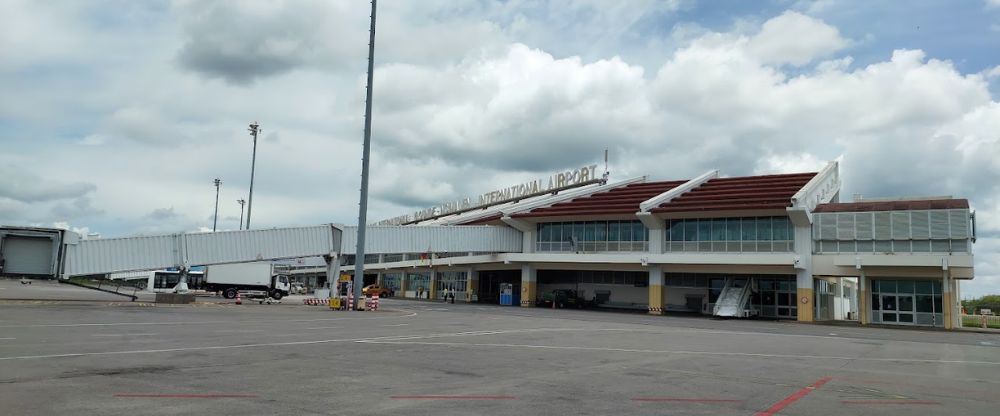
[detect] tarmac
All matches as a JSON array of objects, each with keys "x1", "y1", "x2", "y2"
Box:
[{"x1": 1, "y1": 280, "x2": 999, "y2": 415}]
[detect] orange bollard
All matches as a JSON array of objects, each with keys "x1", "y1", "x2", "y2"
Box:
[{"x1": 235, "y1": 291, "x2": 242, "y2": 305}]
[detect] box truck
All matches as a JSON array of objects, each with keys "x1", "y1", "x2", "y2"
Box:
[{"x1": 205, "y1": 262, "x2": 291, "y2": 300}]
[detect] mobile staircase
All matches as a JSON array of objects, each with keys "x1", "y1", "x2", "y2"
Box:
[
  {"x1": 60, "y1": 278, "x2": 140, "y2": 301},
  {"x1": 713, "y1": 277, "x2": 758, "y2": 318}
]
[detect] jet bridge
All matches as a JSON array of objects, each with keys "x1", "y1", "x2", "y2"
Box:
[{"x1": 0, "y1": 224, "x2": 523, "y2": 279}]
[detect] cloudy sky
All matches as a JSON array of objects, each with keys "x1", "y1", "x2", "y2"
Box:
[{"x1": 1, "y1": 0, "x2": 998, "y2": 296}]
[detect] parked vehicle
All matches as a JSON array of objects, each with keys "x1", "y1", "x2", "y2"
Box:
[
  {"x1": 362, "y1": 284, "x2": 392, "y2": 298},
  {"x1": 290, "y1": 282, "x2": 308, "y2": 295},
  {"x1": 538, "y1": 289, "x2": 592, "y2": 308},
  {"x1": 205, "y1": 263, "x2": 290, "y2": 300}
]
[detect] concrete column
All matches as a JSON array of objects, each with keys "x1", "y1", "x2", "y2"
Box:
[
  {"x1": 429, "y1": 270, "x2": 438, "y2": 300},
  {"x1": 637, "y1": 212, "x2": 664, "y2": 254},
  {"x1": 858, "y1": 270, "x2": 869, "y2": 325},
  {"x1": 793, "y1": 224, "x2": 814, "y2": 322},
  {"x1": 325, "y1": 254, "x2": 341, "y2": 296},
  {"x1": 399, "y1": 272, "x2": 408, "y2": 296},
  {"x1": 466, "y1": 268, "x2": 478, "y2": 302},
  {"x1": 943, "y1": 270, "x2": 954, "y2": 329},
  {"x1": 647, "y1": 266, "x2": 664, "y2": 315},
  {"x1": 520, "y1": 264, "x2": 536, "y2": 307}
]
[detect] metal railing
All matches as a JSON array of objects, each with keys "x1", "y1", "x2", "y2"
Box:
[
  {"x1": 665, "y1": 240, "x2": 793, "y2": 253},
  {"x1": 962, "y1": 314, "x2": 1000, "y2": 329},
  {"x1": 535, "y1": 241, "x2": 649, "y2": 253}
]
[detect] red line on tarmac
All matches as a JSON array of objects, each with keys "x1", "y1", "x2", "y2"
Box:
[
  {"x1": 754, "y1": 376, "x2": 833, "y2": 416},
  {"x1": 632, "y1": 398, "x2": 742, "y2": 403},
  {"x1": 114, "y1": 393, "x2": 258, "y2": 398},
  {"x1": 390, "y1": 395, "x2": 515, "y2": 400},
  {"x1": 841, "y1": 400, "x2": 939, "y2": 405}
]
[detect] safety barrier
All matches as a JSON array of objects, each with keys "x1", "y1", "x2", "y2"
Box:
[{"x1": 303, "y1": 298, "x2": 329, "y2": 306}]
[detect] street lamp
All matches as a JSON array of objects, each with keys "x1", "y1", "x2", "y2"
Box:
[
  {"x1": 212, "y1": 178, "x2": 221, "y2": 232},
  {"x1": 237, "y1": 199, "x2": 246, "y2": 230},
  {"x1": 246, "y1": 121, "x2": 261, "y2": 229}
]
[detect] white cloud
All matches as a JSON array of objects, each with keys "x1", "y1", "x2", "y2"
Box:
[
  {"x1": 746, "y1": 11, "x2": 848, "y2": 66},
  {"x1": 1, "y1": 4, "x2": 998, "y2": 296}
]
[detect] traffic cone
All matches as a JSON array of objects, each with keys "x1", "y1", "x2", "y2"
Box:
[{"x1": 235, "y1": 291, "x2": 242, "y2": 305}]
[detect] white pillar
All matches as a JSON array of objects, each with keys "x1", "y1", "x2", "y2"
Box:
[
  {"x1": 637, "y1": 212, "x2": 664, "y2": 254},
  {"x1": 858, "y1": 269, "x2": 868, "y2": 324},
  {"x1": 793, "y1": 224, "x2": 814, "y2": 322}
]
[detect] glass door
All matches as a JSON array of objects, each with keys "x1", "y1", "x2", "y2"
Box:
[
  {"x1": 881, "y1": 295, "x2": 897, "y2": 323},
  {"x1": 897, "y1": 295, "x2": 914, "y2": 324},
  {"x1": 879, "y1": 294, "x2": 915, "y2": 325}
]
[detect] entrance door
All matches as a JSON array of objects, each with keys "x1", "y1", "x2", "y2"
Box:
[{"x1": 879, "y1": 294, "x2": 915, "y2": 325}]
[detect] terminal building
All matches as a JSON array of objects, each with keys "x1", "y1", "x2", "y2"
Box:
[{"x1": 293, "y1": 161, "x2": 976, "y2": 329}]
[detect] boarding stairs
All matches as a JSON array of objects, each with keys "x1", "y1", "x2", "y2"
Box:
[
  {"x1": 60, "y1": 278, "x2": 140, "y2": 301},
  {"x1": 713, "y1": 277, "x2": 758, "y2": 318}
]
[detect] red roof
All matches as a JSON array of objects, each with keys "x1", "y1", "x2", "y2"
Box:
[
  {"x1": 649, "y1": 172, "x2": 816, "y2": 213},
  {"x1": 511, "y1": 180, "x2": 686, "y2": 219},
  {"x1": 813, "y1": 199, "x2": 968, "y2": 213}
]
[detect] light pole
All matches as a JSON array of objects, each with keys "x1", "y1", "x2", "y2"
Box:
[
  {"x1": 353, "y1": 0, "x2": 377, "y2": 309},
  {"x1": 237, "y1": 199, "x2": 246, "y2": 230},
  {"x1": 246, "y1": 121, "x2": 260, "y2": 229},
  {"x1": 212, "y1": 178, "x2": 221, "y2": 232}
]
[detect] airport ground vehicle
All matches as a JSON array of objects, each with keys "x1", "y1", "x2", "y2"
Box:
[{"x1": 204, "y1": 263, "x2": 290, "y2": 300}]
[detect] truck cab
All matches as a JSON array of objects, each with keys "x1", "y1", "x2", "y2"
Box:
[{"x1": 272, "y1": 274, "x2": 291, "y2": 299}]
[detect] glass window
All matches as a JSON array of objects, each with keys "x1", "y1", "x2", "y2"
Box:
[
  {"x1": 727, "y1": 219, "x2": 740, "y2": 241},
  {"x1": 882, "y1": 296, "x2": 897, "y2": 311},
  {"x1": 916, "y1": 295, "x2": 935, "y2": 313},
  {"x1": 871, "y1": 293, "x2": 880, "y2": 310},
  {"x1": 897, "y1": 280, "x2": 914, "y2": 294},
  {"x1": 574, "y1": 222, "x2": 586, "y2": 242},
  {"x1": 609, "y1": 221, "x2": 621, "y2": 241},
  {"x1": 879, "y1": 280, "x2": 896, "y2": 293},
  {"x1": 633, "y1": 222, "x2": 647, "y2": 241},
  {"x1": 773, "y1": 217, "x2": 789, "y2": 240},
  {"x1": 621, "y1": 221, "x2": 634, "y2": 241},
  {"x1": 933, "y1": 281, "x2": 942, "y2": 295},
  {"x1": 711, "y1": 219, "x2": 726, "y2": 241},
  {"x1": 742, "y1": 218, "x2": 757, "y2": 240},
  {"x1": 697, "y1": 220, "x2": 710, "y2": 241},
  {"x1": 682, "y1": 220, "x2": 696, "y2": 241},
  {"x1": 777, "y1": 293, "x2": 790, "y2": 306},
  {"x1": 585, "y1": 222, "x2": 596, "y2": 241},
  {"x1": 899, "y1": 295, "x2": 913, "y2": 312},
  {"x1": 758, "y1": 217, "x2": 773, "y2": 241},
  {"x1": 667, "y1": 220, "x2": 681, "y2": 242},
  {"x1": 898, "y1": 313, "x2": 913, "y2": 323}
]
